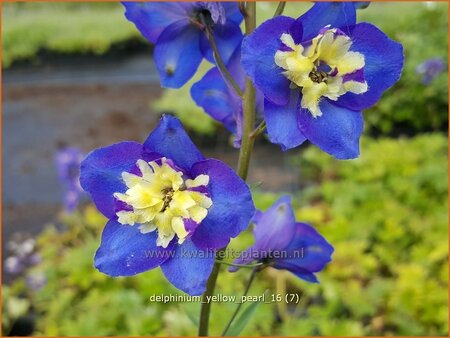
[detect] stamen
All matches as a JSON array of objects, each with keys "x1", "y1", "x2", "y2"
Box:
[{"x1": 309, "y1": 70, "x2": 328, "y2": 83}]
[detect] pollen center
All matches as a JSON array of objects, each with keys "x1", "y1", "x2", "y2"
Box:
[
  {"x1": 274, "y1": 27, "x2": 368, "y2": 117},
  {"x1": 114, "y1": 158, "x2": 212, "y2": 248}
]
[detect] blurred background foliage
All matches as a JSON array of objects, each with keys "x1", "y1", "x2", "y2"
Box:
[{"x1": 2, "y1": 1, "x2": 448, "y2": 337}]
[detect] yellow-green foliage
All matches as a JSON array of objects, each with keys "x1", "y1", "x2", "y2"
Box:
[{"x1": 3, "y1": 134, "x2": 447, "y2": 336}]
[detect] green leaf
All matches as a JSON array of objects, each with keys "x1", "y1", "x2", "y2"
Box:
[{"x1": 224, "y1": 301, "x2": 261, "y2": 336}]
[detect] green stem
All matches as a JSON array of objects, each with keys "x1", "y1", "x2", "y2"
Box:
[
  {"x1": 250, "y1": 121, "x2": 266, "y2": 139},
  {"x1": 200, "y1": 15, "x2": 244, "y2": 98},
  {"x1": 216, "y1": 260, "x2": 264, "y2": 269},
  {"x1": 198, "y1": 3, "x2": 257, "y2": 336},
  {"x1": 221, "y1": 268, "x2": 258, "y2": 336},
  {"x1": 199, "y1": 247, "x2": 225, "y2": 336},
  {"x1": 273, "y1": 2, "x2": 286, "y2": 17},
  {"x1": 237, "y1": 1, "x2": 257, "y2": 180}
]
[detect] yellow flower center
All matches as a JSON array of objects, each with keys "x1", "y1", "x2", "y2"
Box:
[
  {"x1": 114, "y1": 158, "x2": 212, "y2": 248},
  {"x1": 274, "y1": 27, "x2": 368, "y2": 117}
]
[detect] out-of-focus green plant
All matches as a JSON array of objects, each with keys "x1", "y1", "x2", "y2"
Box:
[
  {"x1": 358, "y1": 2, "x2": 448, "y2": 135},
  {"x1": 1, "y1": 2, "x2": 141, "y2": 67},
  {"x1": 285, "y1": 133, "x2": 448, "y2": 336},
  {"x1": 3, "y1": 134, "x2": 447, "y2": 336},
  {"x1": 2, "y1": 286, "x2": 30, "y2": 335}
]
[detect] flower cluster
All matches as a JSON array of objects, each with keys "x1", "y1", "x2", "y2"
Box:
[
  {"x1": 4, "y1": 233, "x2": 41, "y2": 276},
  {"x1": 79, "y1": 1, "x2": 404, "y2": 296},
  {"x1": 55, "y1": 147, "x2": 85, "y2": 212}
]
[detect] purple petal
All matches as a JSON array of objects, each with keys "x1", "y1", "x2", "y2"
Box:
[
  {"x1": 191, "y1": 65, "x2": 239, "y2": 133},
  {"x1": 160, "y1": 239, "x2": 215, "y2": 295},
  {"x1": 80, "y1": 141, "x2": 144, "y2": 218},
  {"x1": 298, "y1": 100, "x2": 363, "y2": 160},
  {"x1": 274, "y1": 222, "x2": 334, "y2": 283},
  {"x1": 264, "y1": 95, "x2": 307, "y2": 151},
  {"x1": 154, "y1": 21, "x2": 203, "y2": 88},
  {"x1": 335, "y1": 23, "x2": 404, "y2": 111},
  {"x1": 122, "y1": 2, "x2": 192, "y2": 43},
  {"x1": 190, "y1": 159, "x2": 255, "y2": 250},
  {"x1": 241, "y1": 16, "x2": 294, "y2": 106},
  {"x1": 94, "y1": 219, "x2": 174, "y2": 276},
  {"x1": 222, "y1": 2, "x2": 244, "y2": 25},
  {"x1": 298, "y1": 2, "x2": 356, "y2": 41},
  {"x1": 253, "y1": 195, "x2": 297, "y2": 252},
  {"x1": 143, "y1": 115, "x2": 204, "y2": 172}
]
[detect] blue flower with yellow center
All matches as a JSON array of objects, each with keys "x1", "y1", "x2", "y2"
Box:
[
  {"x1": 241, "y1": 2, "x2": 404, "y2": 159},
  {"x1": 80, "y1": 115, "x2": 255, "y2": 295},
  {"x1": 122, "y1": 1, "x2": 243, "y2": 88},
  {"x1": 230, "y1": 196, "x2": 333, "y2": 283}
]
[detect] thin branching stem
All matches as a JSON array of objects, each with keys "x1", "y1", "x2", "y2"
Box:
[{"x1": 221, "y1": 267, "x2": 259, "y2": 336}]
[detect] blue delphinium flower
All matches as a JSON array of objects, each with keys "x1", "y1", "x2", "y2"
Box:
[
  {"x1": 416, "y1": 58, "x2": 445, "y2": 85},
  {"x1": 123, "y1": 2, "x2": 243, "y2": 88},
  {"x1": 191, "y1": 46, "x2": 263, "y2": 147},
  {"x1": 55, "y1": 147, "x2": 85, "y2": 212},
  {"x1": 80, "y1": 115, "x2": 255, "y2": 295},
  {"x1": 241, "y1": 2, "x2": 403, "y2": 159},
  {"x1": 230, "y1": 196, "x2": 333, "y2": 283}
]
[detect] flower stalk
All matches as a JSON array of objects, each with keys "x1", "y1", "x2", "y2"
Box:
[
  {"x1": 221, "y1": 267, "x2": 258, "y2": 336},
  {"x1": 200, "y1": 14, "x2": 244, "y2": 98},
  {"x1": 198, "y1": 2, "x2": 257, "y2": 336}
]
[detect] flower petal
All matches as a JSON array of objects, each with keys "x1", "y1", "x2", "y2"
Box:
[
  {"x1": 241, "y1": 16, "x2": 295, "y2": 106},
  {"x1": 94, "y1": 219, "x2": 174, "y2": 276},
  {"x1": 222, "y1": 2, "x2": 244, "y2": 25},
  {"x1": 143, "y1": 115, "x2": 204, "y2": 172},
  {"x1": 298, "y1": 2, "x2": 356, "y2": 41},
  {"x1": 335, "y1": 23, "x2": 404, "y2": 111},
  {"x1": 190, "y1": 159, "x2": 255, "y2": 249},
  {"x1": 298, "y1": 100, "x2": 363, "y2": 159},
  {"x1": 253, "y1": 195, "x2": 297, "y2": 252},
  {"x1": 122, "y1": 2, "x2": 192, "y2": 43},
  {"x1": 264, "y1": 95, "x2": 307, "y2": 151},
  {"x1": 160, "y1": 239, "x2": 215, "y2": 295},
  {"x1": 273, "y1": 222, "x2": 334, "y2": 283},
  {"x1": 80, "y1": 141, "x2": 143, "y2": 218},
  {"x1": 191, "y1": 66, "x2": 238, "y2": 133},
  {"x1": 201, "y1": 22, "x2": 243, "y2": 64},
  {"x1": 154, "y1": 21, "x2": 203, "y2": 88}
]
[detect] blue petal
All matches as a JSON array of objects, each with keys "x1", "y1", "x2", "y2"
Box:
[
  {"x1": 298, "y1": 100, "x2": 363, "y2": 160},
  {"x1": 335, "y1": 23, "x2": 404, "y2": 111},
  {"x1": 253, "y1": 195, "x2": 297, "y2": 252},
  {"x1": 201, "y1": 22, "x2": 243, "y2": 64},
  {"x1": 190, "y1": 159, "x2": 255, "y2": 249},
  {"x1": 80, "y1": 141, "x2": 143, "y2": 218},
  {"x1": 154, "y1": 21, "x2": 203, "y2": 88},
  {"x1": 122, "y1": 2, "x2": 193, "y2": 43},
  {"x1": 264, "y1": 94, "x2": 307, "y2": 151},
  {"x1": 222, "y1": 2, "x2": 244, "y2": 25},
  {"x1": 298, "y1": 2, "x2": 356, "y2": 41},
  {"x1": 273, "y1": 222, "x2": 334, "y2": 283},
  {"x1": 241, "y1": 16, "x2": 294, "y2": 106},
  {"x1": 191, "y1": 66, "x2": 238, "y2": 133},
  {"x1": 160, "y1": 239, "x2": 215, "y2": 295},
  {"x1": 94, "y1": 219, "x2": 174, "y2": 276},
  {"x1": 191, "y1": 46, "x2": 244, "y2": 133},
  {"x1": 143, "y1": 115, "x2": 204, "y2": 171}
]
